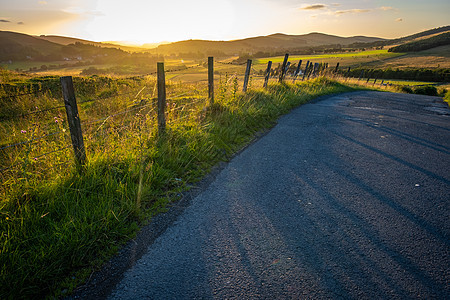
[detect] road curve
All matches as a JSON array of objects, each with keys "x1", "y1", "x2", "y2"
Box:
[{"x1": 103, "y1": 91, "x2": 448, "y2": 299}]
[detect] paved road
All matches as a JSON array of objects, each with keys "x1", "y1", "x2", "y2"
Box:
[{"x1": 108, "y1": 91, "x2": 449, "y2": 299}]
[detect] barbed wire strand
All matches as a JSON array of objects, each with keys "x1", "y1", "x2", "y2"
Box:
[
  {"x1": 0, "y1": 144, "x2": 70, "y2": 173},
  {"x1": 3, "y1": 86, "x2": 149, "y2": 121},
  {"x1": 78, "y1": 91, "x2": 136, "y2": 105},
  {"x1": 0, "y1": 131, "x2": 63, "y2": 151},
  {"x1": 8, "y1": 104, "x2": 66, "y2": 120},
  {"x1": 33, "y1": 145, "x2": 71, "y2": 160},
  {"x1": 82, "y1": 104, "x2": 157, "y2": 132},
  {"x1": 0, "y1": 90, "x2": 46, "y2": 100},
  {"x1": 81, "y1": 101, "x2": 156, "y2": 128}
]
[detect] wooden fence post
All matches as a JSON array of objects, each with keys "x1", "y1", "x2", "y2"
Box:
[
  {"x1": 157, "y1": 62, "x2": 166, "y2": 134},
  {"x1": 263, "y1": 61, "x2": 272, "y2": 88},
  {"x1": 293, "y1": 60, "x2": 302, "y2": 83},
  {"x1": 60, "y1": 76, "x2": 86, "y2": 168},
  {"x1": 208, "y1": 57, "x2": 214, "y2": 104},
  {"x1": 302, "y1": 61, "x2": 310, "y2": 81},
  {"x1": 285, "y1": 62, "x2": 291, "y2": 76},
  {"x1": 313, "y1": 63, "x2": 319, "y2": 77},
  {"x1": 334, "y1": 62, "x2": 340, "y2": 74},
  {"x1": 279, "y1": 53, "x2": 289, "y2": 83},
  {"x1": 243, "y1": 59, "x2": 252, "y2": 92}
]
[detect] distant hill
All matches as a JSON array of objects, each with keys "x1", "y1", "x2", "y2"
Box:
[
  {"x1": 37, "y1": 35, "x2": 146, "y2": 52},
  {"x1": 151, "y1": 32, "x2": 386, "y2": 55},
  {"x1": 0, "y1": 31, "x2": 63, "y2": 61},
  {"x1": 389, "y1": 32, "x2": 450, "y2": 52},
  {"x1": 0, "y1": 31, "x2": 132, "y2": 62},
  {"x1": 390, "y1": 25, "x2": 450, "y2": 44},
  {"x1": 1, "y1": 26, "x2": 449, "y2": 63}
]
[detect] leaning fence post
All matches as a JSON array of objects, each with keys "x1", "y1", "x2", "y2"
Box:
[
  {"x1": 60, "y1": 76, "x2": 86, "y2": 168},
  {"x1": 313, "y1": 63, "x2": 319, "y2": 77},
  {"x1": 302, "y1": 61, "x2": 310, "y2": 81},
  {"x1": 334, "y1": 62, "x2": 340, "y2": 74},
  {"x1": 263, "y1": 61, "x2": 272, "y2": 88},
  {"x1": 243, "y1": 59, "x2": 252, "y2": 92},
  {"x1": 157, "y1": 62, "x2": 166, "y2": 134},
  {"x1": 208, "y1": 57, "x2": 214, "y2": 104},
  {"x1": 285, "y1": 62, "x2": 291, "y2": 76},
  {"x1": 279, "y1": 53, "x2": 289, "y2": 83},
  {"x1": 293, "y1": 60, "x2": 302, "y2": 83}
]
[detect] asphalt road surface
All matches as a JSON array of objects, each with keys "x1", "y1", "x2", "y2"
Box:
[{"x1": 103, "y1": 91, "x2": 449, "y2": 299}]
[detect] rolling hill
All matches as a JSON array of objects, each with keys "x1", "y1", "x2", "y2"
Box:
[
  {"x1": 37, "y1": 35, "x2": 145, "y2": 52},
  {"x1": 151, "y1": 32, "x2": 386, "y2": 55},
  {"x1": 1, "y1": 26, "x2": 449, "y2": 64},
  {"x1": 0, "y1": 31, "x2": 62, "y2": 61},
  {"x1": 389, "y1": 31, "x2": 450, "y2": 52}
]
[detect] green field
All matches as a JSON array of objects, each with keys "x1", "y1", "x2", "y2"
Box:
[
  {"x1": 381, "y1": 79, "x2": 438, "y2": 86},
  {"x1": 255, "y1": 50, "x2": 404, "y2": 65}
]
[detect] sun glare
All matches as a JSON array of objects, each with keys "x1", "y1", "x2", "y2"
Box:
[{"x1": 84, "y1": 0, "x2": 236, "y2": 44}]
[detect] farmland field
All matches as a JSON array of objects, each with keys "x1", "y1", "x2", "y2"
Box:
[
  {"x1": 5, "y1": 47, "x2": 449, "y2": 84},
  {"x1": 255, "y1": 49, "x2": 403, "y2": 64}
]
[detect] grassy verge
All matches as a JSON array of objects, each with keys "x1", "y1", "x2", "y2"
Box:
[{"x1": 1, "y1": 77, "x2": 354, "y2": 299}]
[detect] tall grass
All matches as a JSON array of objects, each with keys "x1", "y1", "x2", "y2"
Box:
[{"x1": 0, "y1": 74, "x2": 353, "y2": 299}]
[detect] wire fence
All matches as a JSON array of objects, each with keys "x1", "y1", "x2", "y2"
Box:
[{"x1": 0, "y1": 55, "x2": 442, "y2": 183}]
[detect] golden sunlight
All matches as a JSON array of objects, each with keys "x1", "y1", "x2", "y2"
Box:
[{"x1": 85, "y1": 0, "x2": 236, "y2": 43}]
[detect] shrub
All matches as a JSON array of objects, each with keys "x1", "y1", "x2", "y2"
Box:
[
  {"x1": 413, "y1": 85, "x2": 438, "y2": 96},
  {"x1": 400, "y1": 86, "x2": 413, "y2": 94}
]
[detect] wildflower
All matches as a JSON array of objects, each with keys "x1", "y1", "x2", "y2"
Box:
[
  {"x1": 34, "y1": 157, "x2": 38, "y2": 161},
  {"x1": 21, "y1": 130, "x2": 26, "y2": 133}
]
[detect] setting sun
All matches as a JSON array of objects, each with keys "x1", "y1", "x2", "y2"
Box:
[{"x1": 84, "y1": 0, "x2": 237, "y2": 43}]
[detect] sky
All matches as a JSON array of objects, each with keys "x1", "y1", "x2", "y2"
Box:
[{"x1": 0, "y1": 0, "x2": 449, "y2": 44}]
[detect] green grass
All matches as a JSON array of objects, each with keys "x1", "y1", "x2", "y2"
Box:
[
  {"x1": 381, "y1": 79, "x2": 438, "y2": 86},
  {"x1": 444, "y1": 90, "x2": 450, "y2": 106},
  {"x1": 0, "y1": 74, "x2": 354, "y2": 299},
  {"x1": 255, "y1": 49, "x2": 404, "y2": 65}
]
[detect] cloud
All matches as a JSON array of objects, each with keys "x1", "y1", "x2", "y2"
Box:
[
  {"x1": 0, "y1": 19, "x2": 11, "y2": 23},
  {"x1": 333, "y1": 9, "x2": 371, "y2": 15},
  {"x1": 301, "y1": 4, "x2": 327, "y2": 10},
  {"x1": 380, "y1": 6, "x2": 394, "y2": 11},
  {"x1": 331, "y1": 3, "x2": 341, "y2": 6},
  {"x1": 396, "y1": 18, "x2": 403, "y2": 22},
  {"x1": 38, "y1": 1, "x2": 48, "y2": 5},
  {"x1": 17, "y1": 21, "x2": 24, "y2": 25}
]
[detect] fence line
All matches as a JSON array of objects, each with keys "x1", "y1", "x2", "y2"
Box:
[{"x1": 2, "y1": 53, "x2": 439, "y2": 174}]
